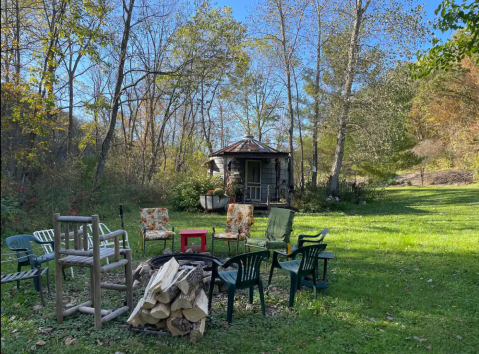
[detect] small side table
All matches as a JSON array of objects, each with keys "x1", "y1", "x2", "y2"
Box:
[
  {"x1": 179, "y1": 229, "x2": 208, "y2": 253},
  {"x1": 301, "y1": 251, "x2": 334, "y2": 295}
]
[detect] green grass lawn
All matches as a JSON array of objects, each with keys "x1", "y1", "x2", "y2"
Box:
[{"x1": 1, "y1": 187, "x2": 478, "y2": 354}]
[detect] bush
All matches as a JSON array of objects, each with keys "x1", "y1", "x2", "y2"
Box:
[
  {"x1": 170, "y1": 175, "x2": 224, "y2": 211},
  {"x1": 293, "y1": 180, "x2": 384, "y2": 213},
  {"x1": 213, "y1": 188, "x2": 225, "y2": 197}
]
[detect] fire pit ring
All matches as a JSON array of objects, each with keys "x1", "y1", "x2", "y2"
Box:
[{"x1": 149, "y1": 253, "x2": 221, "y2": 272}]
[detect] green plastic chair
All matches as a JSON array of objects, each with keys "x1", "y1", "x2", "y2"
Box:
[
  {"x1": 291, "y1": 228, "x2": 329, "y2": 253},
  {"x1": 208, "y1": 250, "x2": 269, "y2": 323},
  {"x1": 6, "y1": 235, "x2": 55, "y2": 291},
  {"x1": 244, "y1": 208, "x2": 295, "y2": 254},
  {"x1": 268, "y1": 244, "x2": 327, "y2": 307}
]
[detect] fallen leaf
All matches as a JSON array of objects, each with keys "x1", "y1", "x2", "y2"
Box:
[
  {"x1": 457, "y1": 335, "x2": 462, "y2": 340},
  {"x1": 385, "y1": 284, "x2": 389, "y2": 287},
  {"x1": 13, "y1": 303, "x2": 20, "y2": 308},
  {"x1": 11, "y1": 329, "x2": 18, "y2": 334},
  {"x1": 65, "y1": 337, "x2": 75, "y2": 345},
  {"x1": 427, "y1": 279, "x2": 433, "y2": 283},
  {"x1": 189, "y1": 337, "x2": 196, "y2": 343},
  {"x1": 276, "y1": 349, "x2": 283, "y2": 353},
  {"x1": 413, "y1": 336, "x2": 427, "y2": 342},
  {"x1": 387, "y1": 316, "x2": 394, "y2": 321},
  {"x1": 32, "y1": 305, "x2": 43, "y2": 313},
  {"x1": 370, "y1": 317, "x2": 377, "y2": 322},
  {"x1": 1, "y1": 337, "x2": 5, "y2": 341},
  {"x1": 456, "y1": 318, "x2": 462, "y2": 322},
  {"x1": 426, "y1": 345, "x2": 432, "y2": 350},
  {"x1": 155, "y1": 341, "x2": 164, "y2": 346},
  {"x1": 36, "y1": 340, "x2": 47, "y2": 346},
  {"x1": 378, "y1": 329, "x2": 385, "y2": 332}
]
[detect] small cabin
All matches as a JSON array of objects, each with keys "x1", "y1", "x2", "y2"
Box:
[{"x1": 205, "y1": 135, "x2": 290, "y2": 208}]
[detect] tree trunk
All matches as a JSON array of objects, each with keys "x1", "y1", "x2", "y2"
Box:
[
  {"x1": 329, "y1": 0, "x2": 370, "y2": 194},
  {"x1": 293, "y1": 71, "x2": 304, "y2": 189},
  {"x1": 312, "y1": 1, "x2": 322, "y2": 188},
  {"x1": 95, "y1": 0, "x2": 135, "y2": 183},
  {"x1": 67, "y1": 72, "x2": 74, "y2": 157},
  {"x1": 277, "y1": 0, "x2": 295, "y2": 199}
]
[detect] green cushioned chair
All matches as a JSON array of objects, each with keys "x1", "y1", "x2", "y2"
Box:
[{"x1": 244, "y1": 208, "x2": 295, "y2": 254}]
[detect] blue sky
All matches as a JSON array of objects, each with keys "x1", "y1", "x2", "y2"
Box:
[{"x1": 214, "y1": 0, "x2": 452, "y2": 46}]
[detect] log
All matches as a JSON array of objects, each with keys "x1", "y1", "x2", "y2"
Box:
[
  {"x1": 171, "y1": 287, "x2": 197, "y2": 311},
  {"x1": 150, "y1": 258, "x2": 180, "y2": 293},
  {"x1": 142, "y1": 270, "x2": 158, "y2": 310},
  {"x1": 127, "y1": 298, "x2": 145, "y2": 327},
  {"x1": 182, "y1": 290, "x2": 208, "y2": 322},
  {"x1": 150, "y1": 302, "x2": 171, "y2": 319},
  {"x1": 141, "y1": 309, "x2": 160, "y2": 325},
  {"x1": 156, "y1": 269, "x2": 187, "y2": 304},
  {"x1": 190, "y1": 318, "x2": 206, "y2": 339},
  {"x1": 167, "y1": 317, "x2": 191, "y2": 336},
  {"x1": 177, "y1": 265, "x2": 203, "y2": 295},
  {"x1": 156, "y1": 319, "x2": 168, "y2": 329},
  {"x1": 170, "y1": 309, "x2": 183, "y2": 318}
]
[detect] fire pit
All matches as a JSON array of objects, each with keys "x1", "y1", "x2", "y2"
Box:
[{"x1": 129, "y1": 253, "x2": 223, "y2": 338}]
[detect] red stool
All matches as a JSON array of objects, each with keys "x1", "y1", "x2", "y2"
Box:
[{"x1": 179, "y1": 229, "x2": 208, "y2": 253}]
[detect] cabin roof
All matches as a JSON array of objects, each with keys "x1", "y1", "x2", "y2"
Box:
[{"x1": 210, "y1": 136, "x2": 289, "y2": 157}]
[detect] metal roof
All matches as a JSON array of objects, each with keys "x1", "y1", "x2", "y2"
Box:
[{"x1": 210, "y1": 136, "x2": 288, "y2": 157}]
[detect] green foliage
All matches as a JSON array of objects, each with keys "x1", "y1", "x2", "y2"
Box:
[
  {"x1": 1, "y1": 196, "x2": 22, "y2": 232},
  {"x1": 170, "y1": 175, "x2": 223, "y2": 212},
  {"x1": 293, "y1": 181, "x2": 385, "y2": 213},
  {"x1": 213, "y1": 188, "x2": 225, "y2": 197},
  {"x1": 412, "y1": 1, "x2": 479, "y2": 78}
]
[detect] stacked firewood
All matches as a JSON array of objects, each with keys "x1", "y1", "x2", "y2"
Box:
[{"x1": 127, "y1": 258, "x2": 209, "y2": 338}]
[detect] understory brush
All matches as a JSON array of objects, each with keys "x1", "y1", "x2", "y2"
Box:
[{"x1": 293, "y1": 180, "x2": 384, "y2": 212}]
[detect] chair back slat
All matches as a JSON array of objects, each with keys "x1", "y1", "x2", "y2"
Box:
[
  {"x1": 33, "y1": 230, "x2": 55, "y2": 253},
  {"x1": 229, "y1": 250, "x2": 269, "y2": 284},
  {"x1": 298, "y1": 244, "x2": 327, "y2": 273}
]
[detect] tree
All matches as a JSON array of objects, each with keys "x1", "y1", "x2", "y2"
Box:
[
  {"x1": 413, "y1": 0, "x2": 479, "y2": 78},
  {"x1": 251, "y1": 0, "x2": 309, "y2": 198},
  {"x1": 327, "y1": 0, "x2": 427, "y2": 193}
]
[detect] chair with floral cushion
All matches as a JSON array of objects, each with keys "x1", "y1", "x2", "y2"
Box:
[
  {"x1": 140, "y1": 208, "x2": 176, "y2": 255},
  {"x1": 211, "y1": 204, "x2": 254, "y2": 256}
]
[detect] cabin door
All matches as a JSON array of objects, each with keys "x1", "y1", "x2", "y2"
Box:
[{"x1": 246, "y1": 160, "x2": 262, "y2": 201}]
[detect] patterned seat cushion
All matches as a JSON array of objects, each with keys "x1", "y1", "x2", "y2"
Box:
[
  {"x1": 222, "y1": 204, "x2": 254, "y2": 238},
  {"x1": 214, "y1": 232, "x2": 245, "y2": 240},
  {"x1": 140, "y1": 208, "x2": 170, "y2": 231},
  {"x1": 144, "y1": 230, "x2": 175, "y2": 240}
]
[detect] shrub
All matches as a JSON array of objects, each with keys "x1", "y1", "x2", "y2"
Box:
[
  {"x1": 293, "y1": 180, "x2": 384, "y2": 212},
  {"x1": 213, "y1": 188, "x2": 225, "y2": 197},
  {"x1": 170, "y1": 175, "x2": 223, "y2": 211}
]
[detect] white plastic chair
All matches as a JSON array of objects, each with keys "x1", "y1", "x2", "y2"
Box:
[
  {"x1": 86, "y1": 223, "x2": 130, "y2": 264},
  {"x1": 33, "y1": 229, "x2": 76, "y2": 278}
]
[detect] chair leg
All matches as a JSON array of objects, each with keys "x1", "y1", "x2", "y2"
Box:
[
  {"x1": 236, "y1": 240, "x2": 239, "y2": 256},
  {"x1": 249, "y1": 286, "x2": 254, "y2": 304},
  {"x1": 207, "y1": 274, "x2": 215, "y2": 311},
  {"x1": 312, "y1": 269, "x2": 318, "y2": 300},
  {"x1": 211, "y1": 238, "x2": 214, "y2": 256},
  {"x1": 228, "y1": 242, "x2": 231, "y2": 252},
  {"x1": 267, "y1": 263, "x2": 275, "y2": 287},
  {"x1": 62, "y1": 268, "x2": 67, "y2": 280},
  {"x1": 258, "y1": 279, "x2": 266, "y2": 317},
  {"x1": 226, "y1": 286, "x2": 235, "y2": 323},
  {"x1": 46, "y1": 267, "x2": 51, "y2": 295},
  {"x1": 143, "y1": 238, "x2": 146, "y2": 256},
  {"x1": 17, "y1": 263, "x2": 22, "y2": 289},
  {"x1": 289, "y1": 274, "x2": 297, "y2": 308},
  {"x1": 38, "y1": 270, "x2": 45, "y2": 307}
]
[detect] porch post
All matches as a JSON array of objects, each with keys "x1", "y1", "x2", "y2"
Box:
[{"x1": 223, "y1": 156, "x2": 227, "y2": 186}]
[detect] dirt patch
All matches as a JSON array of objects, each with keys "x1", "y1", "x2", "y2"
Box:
[{"x1": 394, "y1": 170, "x2": 474, "y2": 186}]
